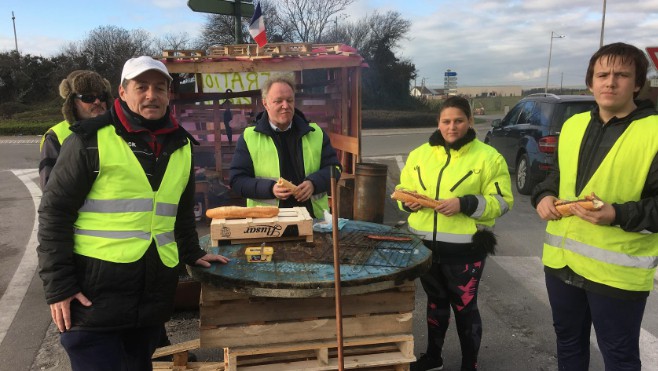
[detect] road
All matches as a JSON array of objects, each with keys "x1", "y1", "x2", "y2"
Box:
[{"x1": 0, "y1": 130, "x2": 656, "y2": 370}]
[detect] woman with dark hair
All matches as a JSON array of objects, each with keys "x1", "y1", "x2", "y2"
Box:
[{"x1": 396, "y1": 96, "x2": 514, "y2": 371}]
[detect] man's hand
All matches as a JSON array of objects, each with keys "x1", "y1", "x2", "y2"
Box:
[
  {"x1": 434, "y1": 198, "x2": 460, "y2": 217},
  {"x1": 194, "y1": 253, "x2": 230, "y2": 268},
  {"x1": 294, "y1": 180, "x2": 314, "y2": 202},
  {"x1": 536, "y1": 195, "x2": 562, "y2": 221},
  {"x1": 50, "y1": 292, "x2": 92, "y2": 332},
  {"x1": 273, "y1": 182, "x2": 294, "y2": 200},
  {"x1": 570, "y1": 193, "x2": 614, "y2": 225}
]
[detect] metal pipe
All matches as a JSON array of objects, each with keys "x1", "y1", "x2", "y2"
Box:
[{"x1": 330, "y1": 166, "x2": 344, "y2": 371}]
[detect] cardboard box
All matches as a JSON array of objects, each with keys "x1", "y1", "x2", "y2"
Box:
[{"x1": 210, "y1": 207, "x2": 313, "y2": 244}]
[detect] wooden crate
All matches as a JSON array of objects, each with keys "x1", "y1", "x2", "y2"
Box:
[
  {"x1": 200, "y1": 281, "x2": 416, "y2": 370},
  {"x1": 210, "y1": 207, "x2": 313, "y2": 244}
]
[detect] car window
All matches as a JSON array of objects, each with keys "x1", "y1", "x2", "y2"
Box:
[
  {"x1": 518, "y1": 102, "x2": 540, "y2": 125},
  {"x1": 501, "y1": 103, "x2": 524, "y2": 127},
  {"x1": 554, "y1": 101, "x2": 596, "y2": 128}
]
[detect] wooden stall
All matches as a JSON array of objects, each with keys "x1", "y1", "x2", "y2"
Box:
[{"x1": 161, "y1": 44, "x2": 364, "y2": 214}]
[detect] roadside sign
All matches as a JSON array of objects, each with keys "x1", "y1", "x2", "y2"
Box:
[
  {"x1": 646, "y1": 47, "x2": 658, "y2": 70},
  {"x1": 187, "y1": 0, "x2": 254, "y2": 17}
]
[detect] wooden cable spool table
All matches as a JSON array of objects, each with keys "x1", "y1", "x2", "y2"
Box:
[{"x1": 188, "y1": 220, "x2": 432, "y2": 371}]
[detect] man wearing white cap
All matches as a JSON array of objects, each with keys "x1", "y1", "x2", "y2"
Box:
[{"x1": 37, "y1": 56, "x2": 229, "y2": 371}]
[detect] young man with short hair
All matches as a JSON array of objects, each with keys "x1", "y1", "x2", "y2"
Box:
[{"x1": 532, "y1": 42, "x2": 658, "y2": 370}]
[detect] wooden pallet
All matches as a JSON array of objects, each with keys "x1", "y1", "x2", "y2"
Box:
[
  {"x1": 152, "y1": 335, "x2": 413, "y2": 371},
  {"x1": 223, "y1": 335, "x2": 414, "y2": 371},
  {"x1": 206, "y1": 43, "x2": 348, "y2": 59},
  {"x1": 162, "y1": 49, "x2": 207, "y2": 60}
]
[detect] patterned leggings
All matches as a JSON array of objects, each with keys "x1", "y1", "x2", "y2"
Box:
[{"x1": 419, "y1": 259, "x2": 485, "y2": 371}]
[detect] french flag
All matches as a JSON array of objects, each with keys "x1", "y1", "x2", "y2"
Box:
[{"x1": 249, "y1": 2, "x2": 267, "y2": 47}]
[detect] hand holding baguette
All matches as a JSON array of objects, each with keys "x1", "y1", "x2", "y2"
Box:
[
  {"x1": 554, "y1": 198, "x2": 604, "y2": 217},
  {"x1": 206, "y1": 206, "x2": 280, "y2": 219},
  {"x1": 391, "y1": 189, "x2": 444, "y2": 209},
  {"x1": 276, "y1": 177, "x2": 298, "y2": 194}
]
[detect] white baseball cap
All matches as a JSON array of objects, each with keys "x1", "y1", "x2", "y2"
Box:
[{"x1": 121, "y1": 56, "x2": 172, "y2": 83}]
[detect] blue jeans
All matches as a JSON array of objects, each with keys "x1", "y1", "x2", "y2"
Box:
[
  {"x1": 60, "y1": 326, "x2": 162, "y2": 371},
  {"x1": 545, "y1": 272, "x2": 646, "y2": 371}
]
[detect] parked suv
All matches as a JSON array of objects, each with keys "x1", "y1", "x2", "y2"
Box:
[{"x1": 484, "y1": 94, "x2": 596, "y2": 195}]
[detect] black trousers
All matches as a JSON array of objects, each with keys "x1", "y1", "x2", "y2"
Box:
[
  {"x1": 545, "y1": 272, "x2": 646, "y2": 371},
  {"x1": 420, "y1": 258, "x2": 485, "y2": 371},
  {"x1": 60, "y1": 325, "x2": 162, "y2": 371}
]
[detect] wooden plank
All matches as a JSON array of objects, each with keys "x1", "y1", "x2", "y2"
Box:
[
  {"x1": 152, "y1": 339, "x2": 201, "y2": 358},
  {"x1": 328, "y1": 133, "x2": 358, "y2": 155},
  {"x1": 230, "y1": 349, "x2": 412, "y2": 371},
  {"x1": 200, "y1": 312, "x2": 413, "y2": 348},
  {"x1": 221, "y1": 335, "x2": 413, "y2": 371},
  {"x1": 152, "y1": 361, "x2": 224, "y2": 370},
  {"x1": 228, "y1": 335, "x2": 412, "y2": 356},
  {"x1": 200, "y1": 287, "x2": 414, "y2": 326},
  {"x1": 165, "y1": 59, "x2": 363, "y2": 75}
]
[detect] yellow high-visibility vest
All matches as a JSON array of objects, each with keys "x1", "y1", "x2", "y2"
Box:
[
  {"x1": 73, "y1": 125, "x2": 191, "y2": 267},
  {"x1": 543, "y1": 112, "x2": 658, "y2": 291},
  {"x1": 243, "y1": 123, "x2": 328, "y2": 217}
]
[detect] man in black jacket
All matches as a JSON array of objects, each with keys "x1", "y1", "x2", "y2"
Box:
[
  {"x1": 37, "y1": 56, "x2": 229, "y2": 371},
  {"x1": 229, "y1": 75, "x2": 341, "y2": 219},
  {"x1": 532, "y1": 43, "x2": 658, "y2": 371}
]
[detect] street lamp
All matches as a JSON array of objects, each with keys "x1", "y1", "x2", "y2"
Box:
[{"x1": 545, "y1": 31, "x2": 566, "y2": 94}]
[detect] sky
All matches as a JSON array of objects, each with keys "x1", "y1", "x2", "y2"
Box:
[{"x1": 2, "y1": 0, "x2": 658, "y2": 89}]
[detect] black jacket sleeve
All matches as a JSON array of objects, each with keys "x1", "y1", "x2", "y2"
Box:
[
  {"x1": 38, "y1": 132, "x2": 61, "y2": 190},
  {"x1": 175, "y1": 153, "x2": 206, "y2": 265},
  {"x1": 37, "y1": 134, "x2": 95, "y2": 304}
]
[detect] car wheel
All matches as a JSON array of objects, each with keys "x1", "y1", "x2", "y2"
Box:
[{"x1": 516, "y1": 154, "x2": 535, "y2": 195}]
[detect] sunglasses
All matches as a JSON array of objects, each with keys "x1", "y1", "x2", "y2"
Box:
[{"x1": 75, "y1": 93, "x2": 108, "y2": 104}]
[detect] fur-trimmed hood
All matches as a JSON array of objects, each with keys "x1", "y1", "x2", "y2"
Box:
[{"x1": 59, "y1": 70, "x2": 113, "y2": 124}]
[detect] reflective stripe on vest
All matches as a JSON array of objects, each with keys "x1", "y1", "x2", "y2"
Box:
[
  {"x1": 39, "y1": 120, "x2": 72, "y2": 151},
  {"x1": 543, "y1": 113, "x2": 658, "y2": 291},
  {"x1": 73, "y1": 125, "x2": 191, "y2": 267},
  {"x1": 243, "y1": 123, "x2": 328, "y2": 216}
]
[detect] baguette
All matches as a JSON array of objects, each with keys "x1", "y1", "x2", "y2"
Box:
[
  {"x1": 277, "y1": 177, "x2": 298, "y2": 194},
  {"x1": 206, "y1": 206, "x2": 280, "y2": 219},
  {"x1": 554, "y1": 199, "x2": 604, "y2": 217},
  {"x1": 391, "y1": 189, "x2": 444, "y2": 209}
]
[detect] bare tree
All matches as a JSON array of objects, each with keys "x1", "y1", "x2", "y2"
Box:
[
  {"x1": 338, "y1": 11, "x2": 410, "y2": 59},
  {"x1": 278, "y1": 0, "x2": 355, "y2": 43},
  {"x1": 73, "y1": 25, "x2": 157, "y2": 88},
  {"x1": 155, "y1": 32, "x2": 194, "y2": 53}
]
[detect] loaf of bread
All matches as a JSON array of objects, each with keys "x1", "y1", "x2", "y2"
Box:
[
  {"x1": 391, "y1": 189, "x2": 443, "y2": 209},
  {"x1": 277, "y1": 177, "x2": 298, "y2": 194},
  {"x1": 554, "y1": 199, "x2": 604, "y2": 217},
  {"x1": 206, "y1": 206, "x2": 280, "y2": 219}
]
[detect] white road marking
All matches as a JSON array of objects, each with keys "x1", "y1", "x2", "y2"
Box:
[
  {"x1": 0, "y1": 138, "x2": 41, "y2": 144},
  {"x1": 0, "y1": 169, "x2": 41, "y2": 345}
]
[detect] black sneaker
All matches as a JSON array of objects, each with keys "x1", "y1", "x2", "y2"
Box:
[{"x1": 410, "y1": 353, "x2": 444, "y2": 371}]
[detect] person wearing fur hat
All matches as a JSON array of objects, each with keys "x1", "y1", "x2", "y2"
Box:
[
  {"x1": 396, "y1": 96, "x2": 514, "y2": 371},
  {"x1": 38, "y1": 70, "x2": 113, "y2": 189},
  {"x1": 37, "y1": 56, "x2": 229, "y2": 371}
]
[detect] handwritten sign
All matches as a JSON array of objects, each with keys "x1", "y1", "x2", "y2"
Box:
[{"x1": 202, "y1": 71, "x2": 294, "y2": 104}]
